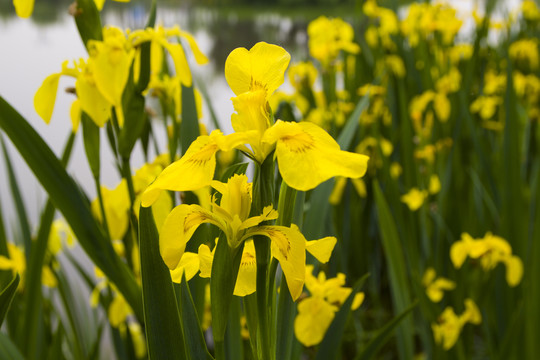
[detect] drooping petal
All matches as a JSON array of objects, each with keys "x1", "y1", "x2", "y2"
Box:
[
  {"x1": 70, "y1": 100, "x2": 81, "y2": 132},
  {"x1": 34, "y1": 73, "x2": 61, "y2": 124},
  {"x1": 197, "y1": 244, "x2": 214, "y2": 278},
  {"x1": 180, "y1": 31, "x2": 209, "y2": 65},
  {"x1": 13, "y1": 0, "x2": 34, "y2": 18},
  {"x1": 294, "y1": 297, "x2": 336, "y2": 347},
  {"x1": 504, "y1": 255, "x2": 523, "y2": 287},
  {"x1": 305, "y1": 236, "x2": 336, "y2": 263},
  {"x1": 141, "y1": 130, "x2": 255, "y2": 207},
  {"x1": 245, "y1": 224, "x2": 306, "y2": 300},
  {"x1": 211, "y1": 174, "x2": 252, "y2": 223},
  {"x1": 160, "y1": 39, "x2": 192, "y2": 87},
  {"x1": 170, "y1": 252, "x2": 200, "y2": 283},
  {"x1": 225, "y1": 42, "x2": 291, "y2": 97},
  {"x1": 160, "y1": 204, "x2": 220, "y2": 270},
  {"x1": 263, "y1": 120, "x2": 369, "y2": 191},
  {"x1": 76, "y1": 75, "x2": 111, "y2": 127},
  {"x1": 141, "y1": 135, "x2": 219, "y2": 206},
  {"x1": 89, "y1": 28, "x2": 134, "y2": 108},
  {"x1": 234, "y1": 240, "x2": 257, "y2": 296}
]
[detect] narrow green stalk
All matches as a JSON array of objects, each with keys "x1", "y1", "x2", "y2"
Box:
[{"x1": 94, "y1": 177, "x2": 111, "y2": 241}]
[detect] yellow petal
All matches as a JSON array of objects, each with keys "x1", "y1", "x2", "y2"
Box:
[
  {"x1": 351, "y1": 292, "x2": 365, "y2": 310},
  {"x1": 294, "y1": 297, "x2": 336, "y2": 347},
  {"x1": 170, "y1": 252, "x2": 201, "y2": 283},
  {"x1": 463, "y1": 298, "x2": 482, "y2": 325},
  {"x1": 89, "y1": 29, "x2": 133, "y2": 107},
  {"x1": 13, "y1": 0, "x2": 34, "y2": 18},
  {"x1": 246, "y1": 224, "x2": 306, "y2": 300},
  {"x1": 41, "y1": 266, "x2": 58, "y2": 288},
  {"x1": 504, "y1": 255, "x2": 523, "y2": 287},
  {"x1": 93, "y1": 0, "x2": 105, "y2": 11},
  {"x1": 0, "y1": 257, "x2": 14, "y2": 271},
  {"x1": 305, "y1": 237, "x2": 337, "y2": 263},
  {"x1": 76, "y1": 76, "x2": 111, "y2": 127},
  {"x1": 197, "y1": 244, "x2": 214, "y2": 278},
  {"x1": 234, "y1": 240, "x2": 257, "y2": 296},
  {"x1": 34, "y1": 73, "x2": 61, "y2": 124},
  {"x1": 108, "y1": 295, "x2": 132, "y2": 328},
  {"x1": 160, "y1": 40, "x2": 192, "y2": 87},
  {"x1": 142, "y1": 131, "x2": 254, "y2": 206},
  {"x1": 225, "y1": 42, "x2": 291, "y2": 97},
  {"x1": 429, "y1": 174, "x2": 441, "y2": 194},
  {"x1": 180, "y1": 31, "x2": 209, "y2": 65},
  {"x1": 400, "y1": 188, "x2": 428, "y2": 211},
  {"x1": 141, "y1": 135, "x2": 219, "y2": 206},
  {"x1": 70, "y1": 100, "x2": 81, "y2": 132},
  {"x1": 160, "y1": 204, "x2": 219, "y2": 270},
  {"x1": 263, "y1": 121, "x2": 369, "y2": 191}
]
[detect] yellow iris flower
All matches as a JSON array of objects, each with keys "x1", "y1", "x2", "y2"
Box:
[
  {"x1": 142, "y1": 42, "x2": 369, "y2": 204},
  {"x1": 432, "y1": 299, "x2": 481, "y2": 350},
  {"x1": 450, "y1": 232, "x2": 523, "y2": 287},
  {"x1": 294, "y1": 265, "x2": 364, "y2": 347},
  {"x1": 158, "y1": 174, "x2": 334, "y2": 300},
  {"x1": 422, "y1": 267, "x2": 456, "y2": 303}
]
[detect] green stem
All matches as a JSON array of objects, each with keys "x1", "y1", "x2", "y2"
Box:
[{"x1": 94, "y1": 176, "x2": 111, "y2": 241}]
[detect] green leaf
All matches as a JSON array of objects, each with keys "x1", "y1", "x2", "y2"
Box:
[
  {"x1": 211, "y1": 233, "x2": 244, "y2": 351},
  {"x1": 220, "y1": 162, "x2": 249, "y2": 183},
  {"x1": 315, "y1": 273, "x2": 369, "y2": 360},
  {"x1": 1, "y1": 137, "x2": 32, "y2": 260},
  {"x1": 0, "y1": 96, "x2": 143, "y2": 321},
  {"x1": 81, "y1": 113, "x2": 101, "y2": 179},
  {"x1": 356, "y1": 300, "x2": 418, "y2": 360},
  {"x1": 139, "y1": 206, "x2": 186, "y2": 360},
  {"x1": 0, "y1": 274, "x2": 19, "y2": 327},
  {"x1": 373, "y1": 181, "x2": 414, "y2": 359},
  {"x1": 73, "y1": 0, "x2": 103, "y2": 49},
  {"x1": 180, "y1": 84, "x2": 200, "y2": 153},
  {"x1": 0, "y1": 331, "x2": 24, "y2": 360},
  {"x1": 179, "y1": 274, "x2": 213, "y2": 360},
  {"x1": 135, "y1": 0, "x2": 157, "y2": 93},
  {"x1": 337, "y1": 91, "x2": 370, "y2": 149},
  {"x1": 118, "y1": 76, "x2": 146, "y2": 158}
]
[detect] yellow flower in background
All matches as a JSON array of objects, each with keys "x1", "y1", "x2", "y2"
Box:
[
  {"x1": 48, "y1": 219, "x2": 76, "y2": 255},
  {"x1": 522, "y1": 0, "x2": 540, "y2": 21},
  {"x1": 294, "y1": 265, "x2": 364, "y2": 347},
  {"x1": 91, "y1": 180, "x2": 131, "y2": 241},
  {"x1": 34, "y1": 59, "x2": 112, "y2": 128},
  {"x1": 428, "y1": 175, "x2": 441, "y2": 195},
  {"x1": 401, "y1": 188, "x2": 428, "y2": 211},
  {"x1": 307, "y1": 16, "x2": 360, "y2": 66},
  {"x1": 422, "y1": 267, "x2": 455, "y2": 303},
  {"x1": 450, "y1": 232, "x2": 523, "y2": 287},
  {"x1": 289, "y1": 61, "x2": 318, "y2": 90},
  {"x1": 509, "y1": 38, "x2": 539, "y2": 70},
  {"x1": 432, "y1": 298, "x2": 481, "y2": 350},
  {"x1": 0, "y1": 243, "x2": 57, "y2": 289},
  {"x1": 129, "y1": 25, "x2": 209, "y2": 88},
  {"x1": 159, "y1": 174, "x2": 305, "y2": 300}
]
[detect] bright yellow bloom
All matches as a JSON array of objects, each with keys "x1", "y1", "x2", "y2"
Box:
[
  {"x1": 34, "y1": 59, "x2": 111, "y2": 128},
  {"x1": 88, "y1": 27, "x2": 135, "y2": 127},
  {"x1": 129, "y1": 25, "x2": 208, "y2": 88},
  {"x1": 450, "y1": 232, "x2": 523, "y2": 287},
  {"x1": 294, "y1": 265, "x2": 364, "y2": 346},
  {"x1": 289, "y1": 61, "x2": 318, "y2": 90},
  {"x1": 428, "y1": 175, "x2": 441, "y2": 195},
  {"x1": 307, "y1": 16, "x2": 360, "y2": 66},
  {"x1": 401, "y1": 188, "x2": 428, "y2": 211},
  {"x1": 226, "y1": 42, "x2": 290, "y2": 100},
  {"x1": 509, "y1": 38, "x2": 539, "y2": 70},
  {"x1": 522, "y1": 0, "x2": 540, "y2": 21},
  {"x1": 91, "y1": 181, "x2": 131, "y2": 241},
  {"x1": 422, "y1": 267, "x2": 455, "y2": 303},
  {"x1": 159, "y1": 174, "x2": 306, "y2": 300},
  {"x1": 48, "y1": 219, "x2": 76, "y2": 255},
  {"x1": 0, "y1": 243, "x2": 57, "y2": 289},
  {"x1": 432, "y1": 298, "x2": 481, "y2": 350}
]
